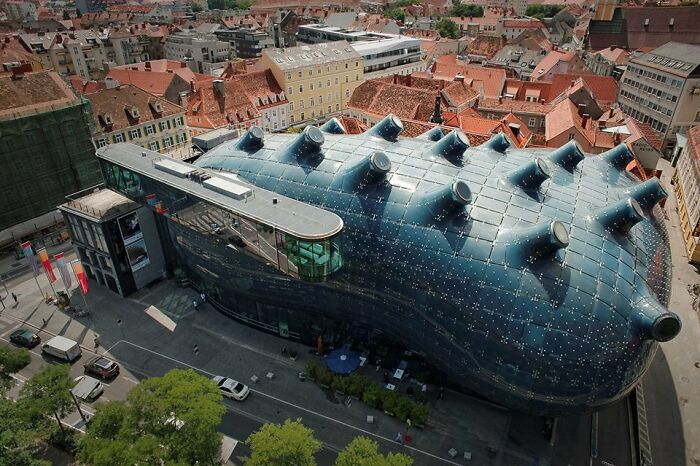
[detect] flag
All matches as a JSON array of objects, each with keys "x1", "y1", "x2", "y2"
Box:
[
  {"x1": 37, "y1": 248, "x2": 57, "y2": 283},
  {"x1": 20, "y1": 241, "x2": 39, "y2": 277},
  {"x1": 54, "y1": 253, "x2": 72, "y2": 290},
  {"x1": 71, "y1": 260, "x2": 89, "y2": 296}
]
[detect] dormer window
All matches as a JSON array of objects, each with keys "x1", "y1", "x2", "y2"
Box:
[
  {"x1": 101, "y1": 112, "x2": 113, "y2": 125},
  {"x1": 127, "y1": 106, "x2": 140, "y2": 119},
  {"x1": 149, "y1": 100, "x2": 163, "y2": 113}
]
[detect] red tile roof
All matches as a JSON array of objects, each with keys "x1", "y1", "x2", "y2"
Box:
[
  {"x1": 466, "y1": 35, "x2": 507, "y2": 60},
  {"x1": 503, "y1": 19, "x2": 546, "y2": 29},
  {"x1": 429, "y1": 60, "x2": 506, "y2": 99},
  {"x1": 0, "y1": 70, "x2": 78, "y2": 119},
  {"x1": 187, "y1": 78, "x2": 259, "y2": 130},
  {"x1": 232, "y1": 69, "x2": 286, "y2": 109},
  {"x1": 549, "y1": 74, "x2": 618, "y2": 106},
  {"x1": 503, "y1": 79, "x2": 552, "y2": 102},
  {"x1": 593, "y1": 46, "x2": 628, "y2": 65},
  {"x1": 67, "y1": 75, "x2": 104, "y2": 95},
  {"x1": 338, "y1": 116, "x2": 366, "y2": 135},
  {"x1": 479, "y1": 98, "x2": 553, "y2": 115}
]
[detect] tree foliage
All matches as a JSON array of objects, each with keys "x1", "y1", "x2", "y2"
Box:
[
  {"x1": 19, "y1": 363, "x2": 74, "y2": 423},
  {"x1": 191, "y1": 2, "x2": 203, "y2": 12},
  {"x1": 392, "y1": 0, "x2": 415, "y2": 7},
  {"x1": 245, "y1": 418, "x2": 322, "y2": 466},
  {"x1": 77, "y1": 369, "x2": 225, "y2": 466},
  {"x1": 207, "y1": 0, "x2": 253, "y2": 10},
  {"x1": 335, "y1": 436, "x2": 413, "y2": 466},
  {"x1": 385, "y1": 8, "x2": 406, "y2": 23},
  {"x1": 0, "y1": 346, "x2": 31, "y2": 392},
  {"x1": 525, "y1": 4, "x2": 565, "y2": 19},
  {"x1": 0, "y1": 398, "x2": 51, "y2": 466},
  {"x1": 435, "y1": 18, "x2": 460, "y2": 39},
  {"x1": 450, "y1": 0, "x2": 484, "y2": 18}
]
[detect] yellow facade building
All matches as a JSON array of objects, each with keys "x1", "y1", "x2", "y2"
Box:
[
  {"x1": 673, "y1": 125, "x2": 700, "y2": 263},
  {"x1": 261, "y1": 41, "x2": 363, "y2": 127}
]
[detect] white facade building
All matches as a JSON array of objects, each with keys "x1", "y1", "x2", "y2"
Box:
[
  {"x1": 164, "y1": 31, "x2": 231, "y2": 75},
  {"x1": 350, "y1": 36, "x2": 425, "y2": 80}
]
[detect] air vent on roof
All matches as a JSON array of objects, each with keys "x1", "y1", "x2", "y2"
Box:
[
  {"x1": 203, "y1": 177, "x2": 252, "y2": 200},
  {"x1": 154, "y1": 158, "x2": 196, "y2": 178},
  {"x1": 275, "y1": 58, "x2": 283, "y2": 63}
]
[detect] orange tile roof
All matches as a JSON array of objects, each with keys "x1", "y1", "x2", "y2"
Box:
[
  {"x1": 593, "y1": 46, "x2": 628, "y2": 65},
  {"x1": 187, "y1": 79, "x2": 259, "y2": 130},
  {"x1": 430, "y1": 61, "x2": 506, "y2": 99},
  {"x1": 466, "y1": 35, "x2": 507, "y2": 60},
  {"x1": 479, "y1": 98, "x2": 553, "y2": 115},
  {"x1": 67, "y1": 75, "x2": 104, "y2": 95},
  {"x1": 503, "y1": 19, "x2": 546, "y2": 29},
  {"x1": 338, "y1": 116, "x2": 367, "y2": 135},
  {"x1": 110, "y1": 59, "x2": 200, "y2": 84},
  {"x1": 531, "y1": 50, "x2": 576, "y2": 79},
  {"x1": 549, "y1": 74, "x2": 618, "y2": 106}
]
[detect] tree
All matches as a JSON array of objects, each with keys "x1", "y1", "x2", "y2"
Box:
[
  {"x1": 0, "y1": 346, "x2": 31, "y2": 392},
  {"x1": 525, "y1": 4, "x2": 565, "y2": 19},
  {"x1": 435, "y1": 19, "x2": 460, "y2": 39},
  {"x1": 0, "y1": 398, "x2": 51, "y2": 466},
  {"x1": 19, "y1": 364, "x2": 74, "y2": 432},
  {"x1": 385, "y1": 8, "x2": 406, "y2": 23},
  {"x1": 335, "y1": 436, "x2": 413, "y2": 466},
  {"x1": 392, "y1": 0, "x2": 414, "y2": 6},
  {"x1": 191, "y1": 2, "x2": 203, "y2": 12},
  {"x1": 450, "y1": 1, "x2": 484, "y2": 18},
  {"x1": 78, "y1": 369, "x2": 225, "y2": 466},
  {"x1": 62, "y1": 10, "x2": 70, "y2": 20},
  {"x1": 246, "y1": 418, "x2": 321, "y2": 466}
]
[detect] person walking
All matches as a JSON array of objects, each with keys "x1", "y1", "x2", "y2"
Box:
[
  {"x1": 193, "y1": 299, "x2": 198, "y2": 311},
  {"x1": 200, "y1": 292, "x2": 206, "y2": 303},
  {"x1": 11, "y1": 293, "x2": 17, "y2": 304},
  {"x1": 93, "y1": 336, "x2": 100, "y2": 353},
  {"x1": 394, "y1": 432, "x2": 404, "y2": 445}
]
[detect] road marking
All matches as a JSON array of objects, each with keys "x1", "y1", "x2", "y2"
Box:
[
  {"x1": 123, "y1": 376, "x2": 139, "y2": 384},
  {"x1": 109, "y1": 340, "x2": 463, "y2": 466},
  {"x1": 11, "y1": 373, "x2": 28, "y2": 382}
]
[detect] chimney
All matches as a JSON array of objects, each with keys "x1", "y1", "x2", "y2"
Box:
[
  {"x1": 454, "y1": 73, "x2": 464, "y2": 82},
  {"x1": 213, "y1": 79, "x2": 225, "y2": 96},
  {"x1": 614, "y1": 132, "x2": 621, "y2": 144},
  {"x1": 570, "y1": 79, "x2": 575, "y2": 87},
  {"x1": 577, "y1": 103, "x2": 586, "y2": 117},
  {"x1": 181, "y1": 62, "x2": 187, "y2": 68},
  {"x1": 393, "y1": 74, "x2": 398, "y2": 85},
  {"x1": 609, "y1": 107, "x2": 614, "y2": 118},
  {"x1": 105, "y1": 76, "x2": 120, "y2": 89},
  {"x1": 190, "y1": 79, "x2": 196, "y2": 93},
  {"x1": 609, "y1": 45, "x2": 615, "y2": 51},
  {"x1": 179, "y1": 91, "x2": 189, "y2": 108},
  {"x1": 498, "y1": 96, "x2": 502, "y2": 104},
  {"x1": 582, "y1": 113, "x2": 590, "y2": 129},
  {"x1": 145, "y1": 61, "x2": 151, "y2": 70}
]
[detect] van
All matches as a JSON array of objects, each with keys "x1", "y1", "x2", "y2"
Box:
[{"x1": 42, "y1": 336, "x2": 82, "y2": 362}]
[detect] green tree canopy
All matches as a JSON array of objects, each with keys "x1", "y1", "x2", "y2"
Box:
[
  {"x1": 0, "y1": 346, "x2": 30, "y2": 393},
  {"x1": 19, "y1": 363, "x2": 74, "y2": 424},
  {"x1": 207, "y1": 0, "x2": 254, "y2": 10},
  {"x1": 525, "y1": 4, "x2": 565, "y2": 19},
  {"x1": 245, "y1": 418, "x2": 322, "y2": 466},
  {"x1": 392, "y1": 0, "x2": 415, "y2": 7},
  {"x1": 335, "y1": 436, "x2": 413, "y2": 466},
  {"x1": 0, "y1": 397, "x2": 51, "y2": 466},
  {"x1": 435, "y1": 18, "x2": 460, "y2": 39},
  {"x1": 191, "y1": 2, "x2": 203, "y2": 12},
  {"x1": 386, "y1": 8, "x2": 406, "y2": 23},
  {"x1": 450, "y1": 1, "x2": 484, "y2": 18},
  {"x1": 78, "y1": 369, "x2": 225, "y2": 466}
]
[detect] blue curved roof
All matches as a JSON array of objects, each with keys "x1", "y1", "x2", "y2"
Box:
[{"x1": 195, "y1": 116, "x2": 680, "y2": 415}]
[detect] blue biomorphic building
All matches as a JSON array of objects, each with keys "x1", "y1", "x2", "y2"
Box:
[{"x1": 96, "y1": 114, "x2": 681, "y2": 416}]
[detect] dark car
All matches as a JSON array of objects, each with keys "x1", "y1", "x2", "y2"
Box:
[
  {"x1": 9, "y1": 329, "x2": 40, "y2": 348},
  {"x1": 83, "y1": 356, "x2": 120, "y2": 379}
]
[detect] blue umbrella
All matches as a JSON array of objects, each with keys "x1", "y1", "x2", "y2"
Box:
[{"x1": 326, "y1": 346, "x2": 361, "y2": 374}]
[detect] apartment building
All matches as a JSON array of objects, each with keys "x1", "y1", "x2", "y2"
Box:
[
  {"x1": 618, "y1": 42, "x2": 700, "y2": 153},
  {"x1": 261, "y1": 41, "x2": 362, "y2": 126},
  {"x1": 673, "y1": 124, "x2": 700, "y2": 263},
  {"x1": 214, "y1": 28, "x2": 275, "y2": 59},
  {"x1": 4, "y1": 0, "x2": 37, "y2": 21},
  {"x1": 85, "y1": 85, "x2": 188, "y2": 154},
  {"x1": 20, "y1": 30, "x2": 112, "y2": 80},
  {"x1": 164, "y1": 31, "x2": 231, "y2": 75}
]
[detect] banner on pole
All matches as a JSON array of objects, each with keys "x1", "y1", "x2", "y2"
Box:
[
  {"x1": 36, "y1": 248, "x2": 57, "y2": 283},
  {"x1": 54, "y1": 253, "x2": 72, "y2": 290},
  {"x1": 20, "y1": 241, "x2": 39, "y2": 277},
  {"x1": 70, "y1": 260, "x2": 89, "y2": 296}
]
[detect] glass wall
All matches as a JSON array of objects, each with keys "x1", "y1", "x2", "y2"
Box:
[{"x1": 101, "y1": 160, "x2": 343, "y2": 282}]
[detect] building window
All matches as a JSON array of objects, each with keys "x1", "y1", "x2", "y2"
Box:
[
  {"x1": 159, "y1": 121, "x2": 169, "y2": 131},
  {"x1": 176, "y1": 116, "x2": 184, "y2": 126},
  {"x1": 301, "y1": 112, "x2": 305, "y2": 121},
  {"x1": 308, "y1": 70, "x2": 312, "y2": 77},
  {"x1": 113, "y1": 133, "x2": 124, "y2": 143},
  {"x1": 319, "y1": 95, "x2": 323, "y2": 104},
  {"x1": 336, "y1": 103, "x2": 339, "y2": 111},
  {"x1": 355, "y1": 74, "x2": 359, "y2": 81},
  {"x1": 568, "y1": 133, "x2": 574, "y2": 141},
  {"x1": 145, "y1": 124, "x2": 155, "y2": 135},
  {"x1": 345, "y1": 89, "x2": 350, "y2": 98},
  {"x1": 178, "y1": 133, "x2": 187, "y2": 143},
  {"x1": 287, "y1": 73, "x2": 291, "y2": 80},
  {"x1": 328, "y1": 105, "x2": 331, "y2": 114},
  {"x1": 149, "y1": 141, "x2": 160, "y2": 151},
  {"x1": 299, "y1": 85, "x2": 303, "y2": 93},
  {"x1": 96, "y1": 138, "x2": 108, "y2": 148},
  {"x1": 310, "y1": 97, "x2": 315, "y2": 107},
  {"x1": 300, "y1": 99, "x2": 305, "y2": 109},
  {"x1": 298, "y1": 71, "x2": 302, "y2": 78},
  {"x1": 345, "y1": 76, "x2": 349, "y2": 83},
  {"x1": 327, "y1": 79, "x2": 330, "y2": 87},
  {"x1": 163, "y1": 137, "x2": 173, "y2": 148},
  {"x1": 310, "y1": 82, "x2": 314, "y2": 90},
  {"x1": 290, "y1": 115, "x2": 295, "y2": 124},
  {"x1": 288, "y1": 87, "x2": 292, "y2": 95},
  {"x1": 130, "y1": 129, "x2": 140, "y2": 139},
  {"x1": 528, "y1": 118, "x2": 536, "y2": 127},
  {"x1": 335, "y1": 77, "x2": 338, "y2": 85},
  {"x1": 290, "y1": 102, "x2": 294, "y2": 111}
]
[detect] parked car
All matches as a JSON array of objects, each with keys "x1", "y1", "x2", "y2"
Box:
[
  {"x1": 41, "y1": 336, "x2": 81, "y2": 362},
  {"x1": 83, "y1": 356, "x2": 120, "y2": 379},
  {"x1": 9, "y1": 329, "x2": 40, "y2": 348},
  {"x1": 72, "y1": 376, "x2": 104, "y2": 401},
  {"x1": 212, "y1": 376, "x2": 250, "y2": 401}
]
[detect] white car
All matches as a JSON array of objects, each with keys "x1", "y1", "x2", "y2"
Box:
[
  {"x1": 213, "y1": 376, "x2": 250, "y2": 401},
  {"x1": 72, "y1": 375, "x2": 104, "y2": 401}
]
